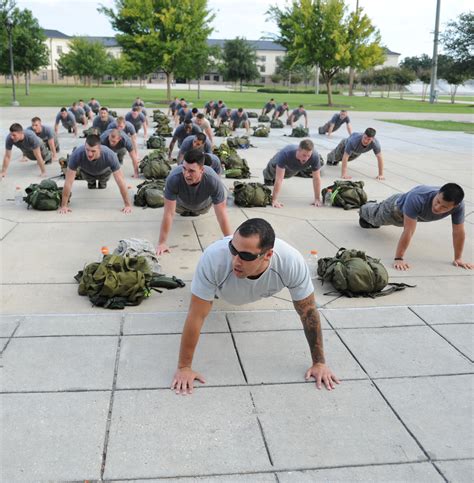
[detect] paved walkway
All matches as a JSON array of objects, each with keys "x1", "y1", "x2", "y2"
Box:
[{"x1": 0, "y1": 107, "x2": 472, "y2": 481}]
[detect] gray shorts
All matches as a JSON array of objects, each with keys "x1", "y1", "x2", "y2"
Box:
[
  {"x1": 327, "y1": 139, "x2": 361, "y2": 164},
  {"x1": 175, "y1": 198, "x2": 212, "y2": 215}
]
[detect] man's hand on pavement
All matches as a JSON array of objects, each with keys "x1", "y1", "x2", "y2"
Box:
[
  {"x1": 171, "y1": 367, "x2": 206, "y2": 395},
  {"x1": 305, "y1": 363, "x2": 340, "y2": 390}
]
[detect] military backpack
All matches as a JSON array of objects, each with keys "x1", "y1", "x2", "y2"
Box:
[
  {"x1": 80, "y1": 127, "x2": 100, "y2": 138},
  {"x1": 233, "y1": 181, "x2": 272, "y2": 207},
  {"x1": 134, "y1": 180, "x2": 165, "y2": 208},
  {"x1": 214, "y1": 125, "x2": 233, "y2": 137},
  {"x1": 321, "y1": 180, "x2": 368, "y2": 210},
  {"x1": 258, "y1": 114, "x2": 270, "y2": 122},
  {"x1": 270, "y1": 119, "x2": 284, "y2": 128},
  {"x1": 139, "y1": 153, "x2": 171, "y2": 179},
  {"x1": 290, "y1": 126, "x2": 309, "y2": 137},
  {"x1": 223, "y1": 153, "x2": 251, "y2": 179},
  {"x1": 24, "y1": 179, "x2": 68, "y2": 211},
  {"x1": 253, "y1": 125, "x2": 270, "y2": 137},
  {"x1": 226, "y1": 136, "x2": 252, "y2": 149},
  {"x1": 146, "y1": 135, "x2": 167, "y2": 150},
  {"x1": 247, "y1": 111, "x2": 258, "y2": 118},
  {"x1": 317, "y1": 248, "x2": 414, "y2": 298}
]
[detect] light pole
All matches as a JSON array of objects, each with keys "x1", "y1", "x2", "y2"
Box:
[
  {"x1": 429, "y1": 0, "x2": 441, "y2": 104},
  {"x1": 5, "y1": 17, "x2": 19, "y2": 106}
]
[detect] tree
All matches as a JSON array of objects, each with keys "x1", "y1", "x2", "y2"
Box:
[
  {"x1": 220, "y1": 38, "x2": 260, "y2": 91},
  {"x1": 270, "y1": 73, "x2": 283, "y2": 85},
  {"x1": 101, "y1": 0, "x2": 214, "y2": 100},
  {"x1": 0, "y1": 6, "x2": 48, "y2": 95},
  {"x1": 441, "y1": 12, "x2": 474, "y2": 74},
  {"x1": 269, "y1": 0, "x2": 352, "y2": 106},
  {"x1": 438, "y1": 54, "x2": 471, "y2": 103},
  {"x1": 393, "y1": 68, "x2": 416, "y2": 99},
  {"x1": 359, "y1": 70, "x2": 375, "y2": 97},
  {"x1": 106, "y1": 53, "x2": 138, "y2": 86},
  {"x1": 346, "y1": 5, "x2": 385, "y2": 95},
  {"x1": 400, "y1": 54, "x2": 432, "y2": 101}
]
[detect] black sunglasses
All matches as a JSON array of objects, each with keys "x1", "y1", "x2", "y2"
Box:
[{"x1": 228, "y1": 240, "x2": 266, "y2": 262}]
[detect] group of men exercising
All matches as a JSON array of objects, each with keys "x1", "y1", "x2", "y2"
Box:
[{"x1": 2, "y1": 97, "x2": 471, "y2": 395}]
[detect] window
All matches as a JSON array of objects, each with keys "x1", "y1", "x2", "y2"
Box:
[
  {"x1": 259, "y1": 65, "x2": 266, "y2": 73},
  {"x1": 259, "y1": 55, "x2": 266, "y2": 62},
  {"x1": 213, "y1": 75, "x2": 220, "y2": 82},
  {"x1": 42, "y1": 71, "x2": 48, "y2": 80},
  {"x1": 151, "y1": 73, "x2": 158, "y2": 79},
  {"x1": 204, "y1": 75, "x2": 210, "y2": 81},
  {"x1": 159, "y1": 74, "x2": 165, "y2": 80},
  {"x1": 56, "y1": 45, "x2": 62, "y2": 54}
]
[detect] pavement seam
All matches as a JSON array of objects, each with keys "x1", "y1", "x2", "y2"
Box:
[
  {"x1": 225, "y1": 313, "x2": 248, "y2": 383},
  {"x1": 0, "y1": 219, "x2": 19, "y2": 241},
  {"x1": 305, "y1": 218, "x2": 340, "y2": 250},
  {"x1": 407, "y1": 306, "x2": 474, "y2": 363},
  {"x1": 100, "y1": 315, "x2": 124, "y2": 480},
  {"x1": 249, "y1": 391, "x2": 274, "y2": 467},
  {"x1": 191, "y1": 219, "x2": 204, "y2": 252},
  {"x1": 0, "y1": 316, "x2": 22, "y2": 356}
]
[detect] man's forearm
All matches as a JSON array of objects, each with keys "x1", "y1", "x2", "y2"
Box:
[
  {"x1": 293, "y1": 294, "x2": 325, "y2": 364},
  {"x1": 2, "y1": 153, "x2": 12, "y2": 174},
  {"x1": 48, "y1": 139, "x2": 57, "y2": 158},
  {"x1": 376, "y1": 154, "x2": 384, "y2": 177},
  {"x1": 272, "y1": 178, "x2": 283, "y2": 202},
  {"x1": 33, "y1": 148, "x2": 46, "y2": 172},
  {"x1": 158, "y1": 210, "x2": 174, "y2": 245},
  {"x1": 453, "y1": 227, "x2": 465, "y2": 260},
  {"x1": 312, "y1": 175, "x2": 321, "y2": 201},
  {"x1": 341, "y1": 153, "x2": 350, "y2": 176},
  {"x1": 214, "y1": 205, "x2": 232, "y2": 236},
  {"x1": 395, "y1": 228, "x2": 415, "y2": 258}
]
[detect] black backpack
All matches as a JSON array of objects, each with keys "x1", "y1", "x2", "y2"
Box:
[{"x1": 321, "y1": 180, "x2": 368, "y2": 210}]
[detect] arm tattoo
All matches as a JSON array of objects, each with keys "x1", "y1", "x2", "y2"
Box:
[{"x1": 293, "y1": 294, "x2": 325, "y2": 364}]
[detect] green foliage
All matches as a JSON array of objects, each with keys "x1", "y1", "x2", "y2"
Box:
[
  {"x1": 379, "y1": 119, "x2": 474, "y2": 133},
  {"x1": 56, "y1": 38, "x2": 110, "y2": 85},
  {"x1": 106, "y1": 53, "x2": 138, "y2": 82},
  {"x1": 400, "y1": 54, "x2": 432, "y2": 76},
  {"x1": 220, "y1": 37, "x2": 260, "y2": 90},
  {"x1": 256, "y1": 87, "x2": 339, "y2": 94},
  {"x1": 441, "y1": 12, "x2": 474, "y2": 73}
]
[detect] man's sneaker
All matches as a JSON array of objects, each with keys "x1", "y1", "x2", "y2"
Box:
[
  {"x1": 88, "y1": 182, "x2": 97, "y2": 189},
  {"x1": 326, "y1": 157, "x2": 338, "y2": 166},
  {"x1": 44, "y1": 159, "x2": 52, "y2": 165},
  {"x1": 263, "y1": 179, "x2": 274, "y2": 186},
  {"x1": 359, "y1": 216, "x2": 379, "y2": 229},
  {"x1": 98, "y1": 182, "x2": 107, "y2": 189}
]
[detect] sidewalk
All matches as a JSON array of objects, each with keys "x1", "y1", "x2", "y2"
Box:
[{"x1": 0, "y1": 108, "x2": 472, "y2": 481}]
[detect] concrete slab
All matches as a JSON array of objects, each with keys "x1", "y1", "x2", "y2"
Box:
[
  {"x1": 431, "y1": 324, "x2": 474, "y2": 360},
  {"x1": 1, "y1": 391, "x2": 109, "y2": 481},
  {"x1": 124, "y1": 475, "x2": 278, "y2": 483},
  {"x1": 2, "y1": 336, "x2": 118, "y2": 391},
  {"x1": 250, "y1": 381, "x2": 426, "y2": 469},
  {"x1": 410, "y1": 304, "x2": 474, "y2": 324},
  {"x1": 103, "y1": 388, "x2": 272, "y2": 479},
  {"x1": 124, "y1": 311, "x2": 229, "y2": 334},
  {"x1": 0, "y1": 216, "x2": 17, "y2": 240},
  {"x1": 227, "y1": 309, "x2": 330, "y2": 332},
  {"x1": 376, "y1": 375, "x2": 474, "y2": 459},
  {"x1": 277, "y1": 462, "x2": 444, "y2": 482},
  {"x1": 0, "y1": 315, "x2": 21, "y2": 337},
  {"x1": 435, "y1": 459, "x2": 474, "y2": 483},
  {"x1": 337, "y1": 326, "x2": 473, "y2": 378},
  {"x1": 16, "y1": 313, "x2": 122, "y2": 336},
  {"x1": 234, "y1": 330, "x2": 366, "y2": 384},
  {"x1": 116, "y1": 333, "x2": 245, "y2": 389},
  {"x1": 322, "y1": 306, "x2": 424, "y2": 329}
]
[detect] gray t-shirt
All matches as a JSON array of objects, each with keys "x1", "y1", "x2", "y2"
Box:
[
  {"x1": 291, "y1": 108, "x2": 307, "y2": 120},
  {"x1": 173, "y1": 124, "x2": 202, "y2": 146},
  {"x1": 26, "y1": 125, "x2": 55, "y2": 143},
  {"x1": 330, "y1": 113, "x2": 350, "y2": 130},
  {"x1": 107, "y1": 120, "x2": 137, "y2": 136},
  {"x1": 100, "y1": 129, "x2": 134, "y2": 153},
  {"x1": 68, "y1": 107, "x2": 85, "y2": 123},
  {"x1": 125, "y1": 112, "x2": 146, "y2": 131},
  {"x1": 397, "y1": 185, "x2": 465, "y2": 224},
  {"x1": 275, "y1": 104, "x2": 289, "y2": 115},
  {"x1": 344, "y1": 133, "x2": 381, "y2": 156},
  {"x1": 81, "y1": 104, "x2": 91, "y2": 115},
  {"x1": 67, "y1": 145, "x2": 121, "y2": 175},
  {"x1": 88, "y1": 100, "x2": 101, "y2": 110},
  {"x1": 179, "y1": 135, "x2": 212, "y2": 156},
  {"x1": 164, "y1": 165, "x2": 225, "y2": 211},
  {"x1": 219, "y1": 110, "x2": 231, "y2": 122},
  {"x1": 270, "y1": 145, "x2": 321, "y2": 173},
  {"x1": 204, "y1": 153, "x2": 222, "y2": 175},
  {"x1": 5, "y1": 130, "x2": 41, "y2": 156},
  {"x1": 263, "y1": 102, "x2": 275, "y2": 112},
  {"x1": 231, "y1": 110, "x2": 248, "y2": 123},
  {"x1": 191, "y1": 236, "x2": 314, "y2": 305},
  {"x1": 93, "y1": 115, "x2": 115, "y2": 134},
  {"x1": 55, "y1": 111, "x2": 76, "y2": 128}
]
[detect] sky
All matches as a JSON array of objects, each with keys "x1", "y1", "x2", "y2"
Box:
[{"x1": 16, "y1": 0, "x2": 472, "y2": 60}]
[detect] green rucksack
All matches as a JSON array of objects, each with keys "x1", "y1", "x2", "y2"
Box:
[
  {"x1": 205, "y1": 115, "x2": 215, "y2": 128},
  {"x1": 317, "y1": 248, "x2": 414, "y2": 298},
  {"x1": 226, "y1": 136, "x2": 252, "y2": 149},
  {"x1": 59, "y1": 154, "x2": 82, "y2": 180},
  {"x1": 258, "y1": 114, "x2": 270, "y2": 122},
  {"x1": 223, "y1": 153, "x2": 251, "y2": 178},
  {"x1": 146, "y1": 135, "x2": 167, "y2": 150},
  {"x1": 80, "y1": 127, "x2": 100, "y2": 138},
  {"x1": 321, "y1": 180, "x2": 368, "y2": 210},
  {"x1": 247, "y1": 111, "x2": 258, "y2": 118},
  {"x1": 23, "y1": 179, "x2": 68, "y2": 211},
  {"x1": 134, "y1": 180, "x2": 165, "y2": 208},
  {"x1": 253, "y1": 125, "x2": 270, "y2": 137},
  {"x1": 294, "y1": 154, "x2": 326, "y2": 178},
  {"x1": 233, "y1": 181, "x2": 272, "y2": 207},
  {"x1": 139, "y1": 154, "x2": 171, "y2": 179},
  {"x1": 213, "y1": 142, "x2": 234, "y2": 162},
  {"x1": 75, "y1": 254, "x2": 185, "y2": 309},
  {"x1": 108, "y1": 110, "x2": 118, "y2": 118},
  {"x1": 290, "y1": 127, "x2": 309, "y2": 137},
  {"x1": 270, "y1": 119, "x2": 284, "y2": 128},
  {"x1": 154, "y1": 125, "x2": 173, "y2": 137},
  {"x1": 153, "y1": 110, "x2": 168, "y2": 122},
  {"x1": 214, "y1": 125, "x2": 233, "y2": 137}
]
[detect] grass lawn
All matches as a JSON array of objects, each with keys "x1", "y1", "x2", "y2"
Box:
[
  {"x1": 1, "y1": 84, "x2": 473, "y2": 113},
  {"x1": 378, "y1": 119, "x2": 474, "y2": 133}
]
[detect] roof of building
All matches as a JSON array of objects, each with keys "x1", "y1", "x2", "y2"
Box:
[
  {"x1": 42, "y1": 29, "x2": 71, "y2": 39},
  {"x1": 78, "y1": 36, "x2": 120, "y2": 47},
  {"x1": 384, "y1": 47, "x2": 401, "y2": 56},
  {"x1": 207, "y1": 39, "x2": 286, "y2": 51}
]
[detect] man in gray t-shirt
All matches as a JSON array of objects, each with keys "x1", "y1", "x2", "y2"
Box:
[
  {"x1": 177, "y1": 133, "x2": 212, "y2": 162},
  {"x1": 55, "y1": 108, "x2": 77, "y2": 136},
  {"x1": 100, "y1": 129, "x2": 139, "y2": 178},
  {"x1": 168, "y1": 120, "x2": 202, "y2": 158},
  {"x1": 107, "y1": 116, "x2": 138, "y2": 151},
  {"x1": 215, "y1": 108, "x2": 232, "y2": 127},
  {"x1": 230, "y1": 108, "x2": 250, "y2": 133},
  {"x1": 273, "y1": 102, "x2": 289, "y2": 120},
  {"x1": 60, "y1": 134, "x2": 131, "y2": 214},
  {"x1": 125, "y1": 107, "x2": 148, "y2": 138},
  {"x1": 359, "y1": 183, "x2": 472, "y2": 271},
  {"x1": 28, "y1": 117, "x2": 59, "y2": 161},
  {"x1": 318, "y1": 110, "x2": 352, "y2": 137},
  {"x1": 170, "y1": 217, "x2": 339, "y2": 395},
  {"x1": 261, "y1": 98, "x2": 276, "y2": 116},
  {"x1": 327, "y1": 127, "x2": 385, "y2": 180},
  {"x1": 156, "y1": 149, "x2": 231, "y2": 256},
  {"x1": 263, "y1": 139, "x2": 322, "y2": 209},
  {"x1": 68, "y1": 103, "x2": 87, "y2": 126},
  {"x1": 1, "y1": 123, "x2": 49, "y2": 178},
  {"x1": 288, "y1": 105, "x2": 308, "y2": 128},
  {"x1": 93, "y1": 108, "x2": 116, "y2": 134}
]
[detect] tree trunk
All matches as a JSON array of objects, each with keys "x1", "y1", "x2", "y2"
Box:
[
  {"x1": 314, "y1": 65, "x2": 320, "y2": 95},
  {"x1": 348, "y1": 67, "x2": 355, "y2": 96},
  {"x1": 421, "y1": 83, "x2": 427, "y2": 101},
  {"x1": 197, "y1": 78, "x2": 201, "y2": 100},
  {"x1": 24, "y1": 72, "x2": 30, "y2": 96},
  {"x1": 326, "y1": 79, "x2": 333, "y2": 106},
  {"x1": 451, "y1": 85, "x2": 458, "y2": 104},
  {"x1": 166, "y1": 72, "x2": 171, "y2": 101},
  {"x1": 240, "y1": 78, "x2": 243, "y2": 92}
]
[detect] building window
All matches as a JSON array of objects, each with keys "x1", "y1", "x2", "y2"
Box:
[
  {"x1": 259, "y1": 65, "x2": 266, "y2": 73},
  {"x1": 213, "y1": 75, "x2": 219, "y2": 82},
  {"x1": 42, "y1": 71, "x2": 48, "y2": 80},
  {"x1": 159, "y1": 74, "x2": 165, "y2": 80},
  {"x1": 204, "y1": 75, "x2": 210, "y2": 81},
  {"x1": 151, "y1": 73, "x2": 158, "y2": 79},
  {"x1": 56, "y1": 45, "x2": 63, "y2": 54},
  {"x1": 259, "y1": 55, "x2": 266, "y2": 62},
  {"x1": 276, "y1": 56, "x2": 282, "y2": 62}
]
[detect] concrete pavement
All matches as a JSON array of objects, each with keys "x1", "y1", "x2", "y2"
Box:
[{"x1": 0, "y1": 106, "x2": 473, "y2": 481}]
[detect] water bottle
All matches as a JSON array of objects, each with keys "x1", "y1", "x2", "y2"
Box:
[
  {"x1": 101, "y1": 246, "x2": 110, "y2": 259},
  {"x1": 14, "y1": 186, "x2": 23, "y2": 206},
  {"x1": 306, "y1": 250, "x2": 318, "y2": 279},
  {"x1": 324, "y1": 189, "x2": 332, "y2": 207}
]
